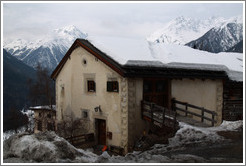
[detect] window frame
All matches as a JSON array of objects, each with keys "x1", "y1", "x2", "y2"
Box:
[
  {"x1": 87, "y1": 80, "x2": 96, "y2": 92},
  {"x1": 107, "y1": 81, "x2": 119, "y2": 92},
  {"x1": 81, "y1": 109, "x2": 89, "y2": 119}
]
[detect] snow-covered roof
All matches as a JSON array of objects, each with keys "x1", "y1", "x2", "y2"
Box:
[
  {"x1": 29, "y1": 105, "x2": 56, "y2": 111},
  {"x1": 87, "y1": 35, "x2": 243, "y2": 81}
]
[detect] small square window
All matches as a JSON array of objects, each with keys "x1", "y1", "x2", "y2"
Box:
[
  {"x1": 47, "y1": 113, "x2": 52, "y2": 119},
  {"x1": 37, "y1": 120, "x2": 42, "y2": 131},
  {"x1": 143, "y1": 81, "x2": 152, "y2": 93},
  {"x1": 107, "y1": 81, "x2": 119, "y2": 92},
  {"x1": 81, "y1": 109, "x2": 88, "y2": 118},
  {"x1": 88, "y1": 80, "x2": 96, "y2": 92}
]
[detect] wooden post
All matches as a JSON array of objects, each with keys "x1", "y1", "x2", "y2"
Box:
[
  {"x1": 171, "y1": 98, "x2": 176, "y2": 112},
  {"x1": 185, "y1": 103, "x2": 188, "y2": 116},
  {"x1": 162, "y1": 108, "x2": 165, "y2": 125},
  {"x1": 212, "y1": 114, "x2": 215, "y2": 126},
  {"x1": 151, "y1": 103, "x2": 154, "y2": 123},
  {"x1": 201, "y1": 108, "x2": 204, "y2": 122},
  {"x1": 173, "y1": 111, "x2": 177, "y2": 129},
  {"x1": 141, "y1": 100, "x2": 143, "y2": 119}
]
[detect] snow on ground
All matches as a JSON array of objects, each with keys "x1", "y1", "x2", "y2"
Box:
[
  {"x1": 168, "y1": 120, "x2": 243, "y2": 147},
  {"x1": 3, "y1": 120, "x2": 243, "y2": 163},
  {"x1": 3, "y1": 131, "x2": 98, "y2": 163},
  {"x1": 102, "y1": 120, "x2": 243, "y2": 163}
]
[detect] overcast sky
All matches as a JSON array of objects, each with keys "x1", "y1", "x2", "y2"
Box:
[{"x1": 2, "y1": 2, "x2": 244, "y2": 42}]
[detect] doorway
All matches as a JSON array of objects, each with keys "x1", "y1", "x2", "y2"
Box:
[
  {"x1": 96, "y1": 119, "x2": 106, "y2": 145},
  {"x1": 143, "y1": 78, "x2": 170, "y2": 108}
]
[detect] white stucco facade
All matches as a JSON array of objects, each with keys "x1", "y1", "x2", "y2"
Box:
[{"x1": 55, "y1": 47, "x2": 128, "y2": 151}]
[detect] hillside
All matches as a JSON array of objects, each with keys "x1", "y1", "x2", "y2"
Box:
[{"x1": 3, "y1": 49, "x2": 36, "y2": 130}]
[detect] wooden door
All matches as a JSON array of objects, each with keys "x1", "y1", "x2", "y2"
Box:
[
  {"x1": 143, "y1": 78, "x2": 169, "y2": 108},
  {"x1": 97, "y1": 119, "x2": 106, "y2": 145}
]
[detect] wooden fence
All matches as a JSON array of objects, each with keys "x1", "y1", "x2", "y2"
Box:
[
  {"x1": 66, "y1": 133, "x2": 95, "y2": 148},
  {"x1": 171, "y1": 98, "x2": 217, "y2": 126},
  {"x1": 141, "y1": 100, "x2": 178, "y2": 129}
]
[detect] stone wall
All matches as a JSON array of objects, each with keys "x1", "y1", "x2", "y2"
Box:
[
  {"x1": 120, "y1": 78, "x2": 128, "y2": 154},
  {"x1": 127, "y1": 78, "x2": 149, "y2": 152}
]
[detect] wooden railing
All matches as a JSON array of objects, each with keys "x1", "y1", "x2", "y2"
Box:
[
  {"x1": 141, "y1": 100, "x2": 178, "y2": 129},
  {"x1": 66, "y1": 133, "x2": 95, "y2": 147},
  {"x1": 171, "y1": 98, "x2": 217, "y2": 126}
]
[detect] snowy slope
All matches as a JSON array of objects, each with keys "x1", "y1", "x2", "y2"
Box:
[
  {"x1": 88, "y1": 35, "x2": 243, "y2": 81},
  {"x1": 4, "y1": 25, "x2": 87, "y2": 71},
  {"x1": 186, "y1": 16, "x2": 243, "y2": 53},
  {"x1": 147, "y1": 16, "x2": 226, "y2": 45}
]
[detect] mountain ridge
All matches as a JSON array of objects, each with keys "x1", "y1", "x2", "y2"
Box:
[
  {"x1": 185, "y1": 21, "x2": 243, "y2": 53},
  {"x1": 147, "y1": 15, "x2": 242, "y2": 46},
  {"x1": 4, "y1": 25, "x2": 87, "y2": 71}
]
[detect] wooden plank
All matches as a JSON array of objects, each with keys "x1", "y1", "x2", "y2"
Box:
[
  {"x1": 143, "y1": 116, "x2": 152, "y2": 122},
  {"x1": 176, "y1": 107, "x2": 202, "y2": 118},
  {"x1": 176, "y1": 107, "x2": 216, "y2": 123}
]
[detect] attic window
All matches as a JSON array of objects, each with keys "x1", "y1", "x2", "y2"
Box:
[
  {"x1": 83, "y1": 59, "x2": 87, "y2": 64},
  {"x1": 107, "y1": 81, "x2": 119, "y2": 92},
  {"x1": 88, "y1": 80, "x2": 96, "y2": 92},
  {"x1": 82, "y1": 58, "x2": 87, "y2": 67}
]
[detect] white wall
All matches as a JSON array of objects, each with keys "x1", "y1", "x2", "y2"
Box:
[
  {"x1": 56, "y1": 47, "x2": 126, "y2": 148},
  {"x1": 171, "y1": 78, "x2": 223, "y2": 125}
]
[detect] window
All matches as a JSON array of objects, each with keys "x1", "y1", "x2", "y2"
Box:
[
  {"x1": 87, "y1": 80, "x2": 96, "y2": 92},
  {"x1": 143, "y1": 81, "x2": 152, "y2": 93},
  {"x1": 107, "y1": 81, "x2": 119, "y2": 92},
  {"x1": 81, "y1": 109, "x2": 89, "y2": 118},
  {"x1": 156, "y1": 81, "x2": 167, "y2": 92},
  {"x1": 82, "y1": 58, "x2": 87, "y2": 67},
  {"x1": 47, "y1": 122, "x2": 54, "y2": 131},
  {"x1": 47, "y1": 113, "x2": 52, "y2": 119},
  {"x1": 37, "y1": 120, "x2": 42, "y2": 131}
]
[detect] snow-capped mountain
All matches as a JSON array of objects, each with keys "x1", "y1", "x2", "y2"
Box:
[
  {"x1": 226, "y1": 40, "x2": 243, "y2": 53},
  {"x1": 185, "y1": 16, "x2": 243, "y2": 53},
  {"x1": 147, "y1": 16, "x2": 226, "y2": 45},
  {"x1": 4, "y1": 25, "x2": 87, "y2": 71}
]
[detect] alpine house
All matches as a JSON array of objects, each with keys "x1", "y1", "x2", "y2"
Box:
[{"x1": 51, "y1": 35, "x2": 243, "y2": 154}]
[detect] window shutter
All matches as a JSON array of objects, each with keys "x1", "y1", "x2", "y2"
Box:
[
  {"x1": 107, "y1": 81, "x2": 113, "y2": 91},
  {"x1": 94, "y1": 82, "x2": 96, "y2": 92},
  {"x1": 113, "y1": 81, "x2": 119, "y2": 92},
  {"x1": 87, "y1": 81, "x2": 90, "y2": 91}
]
